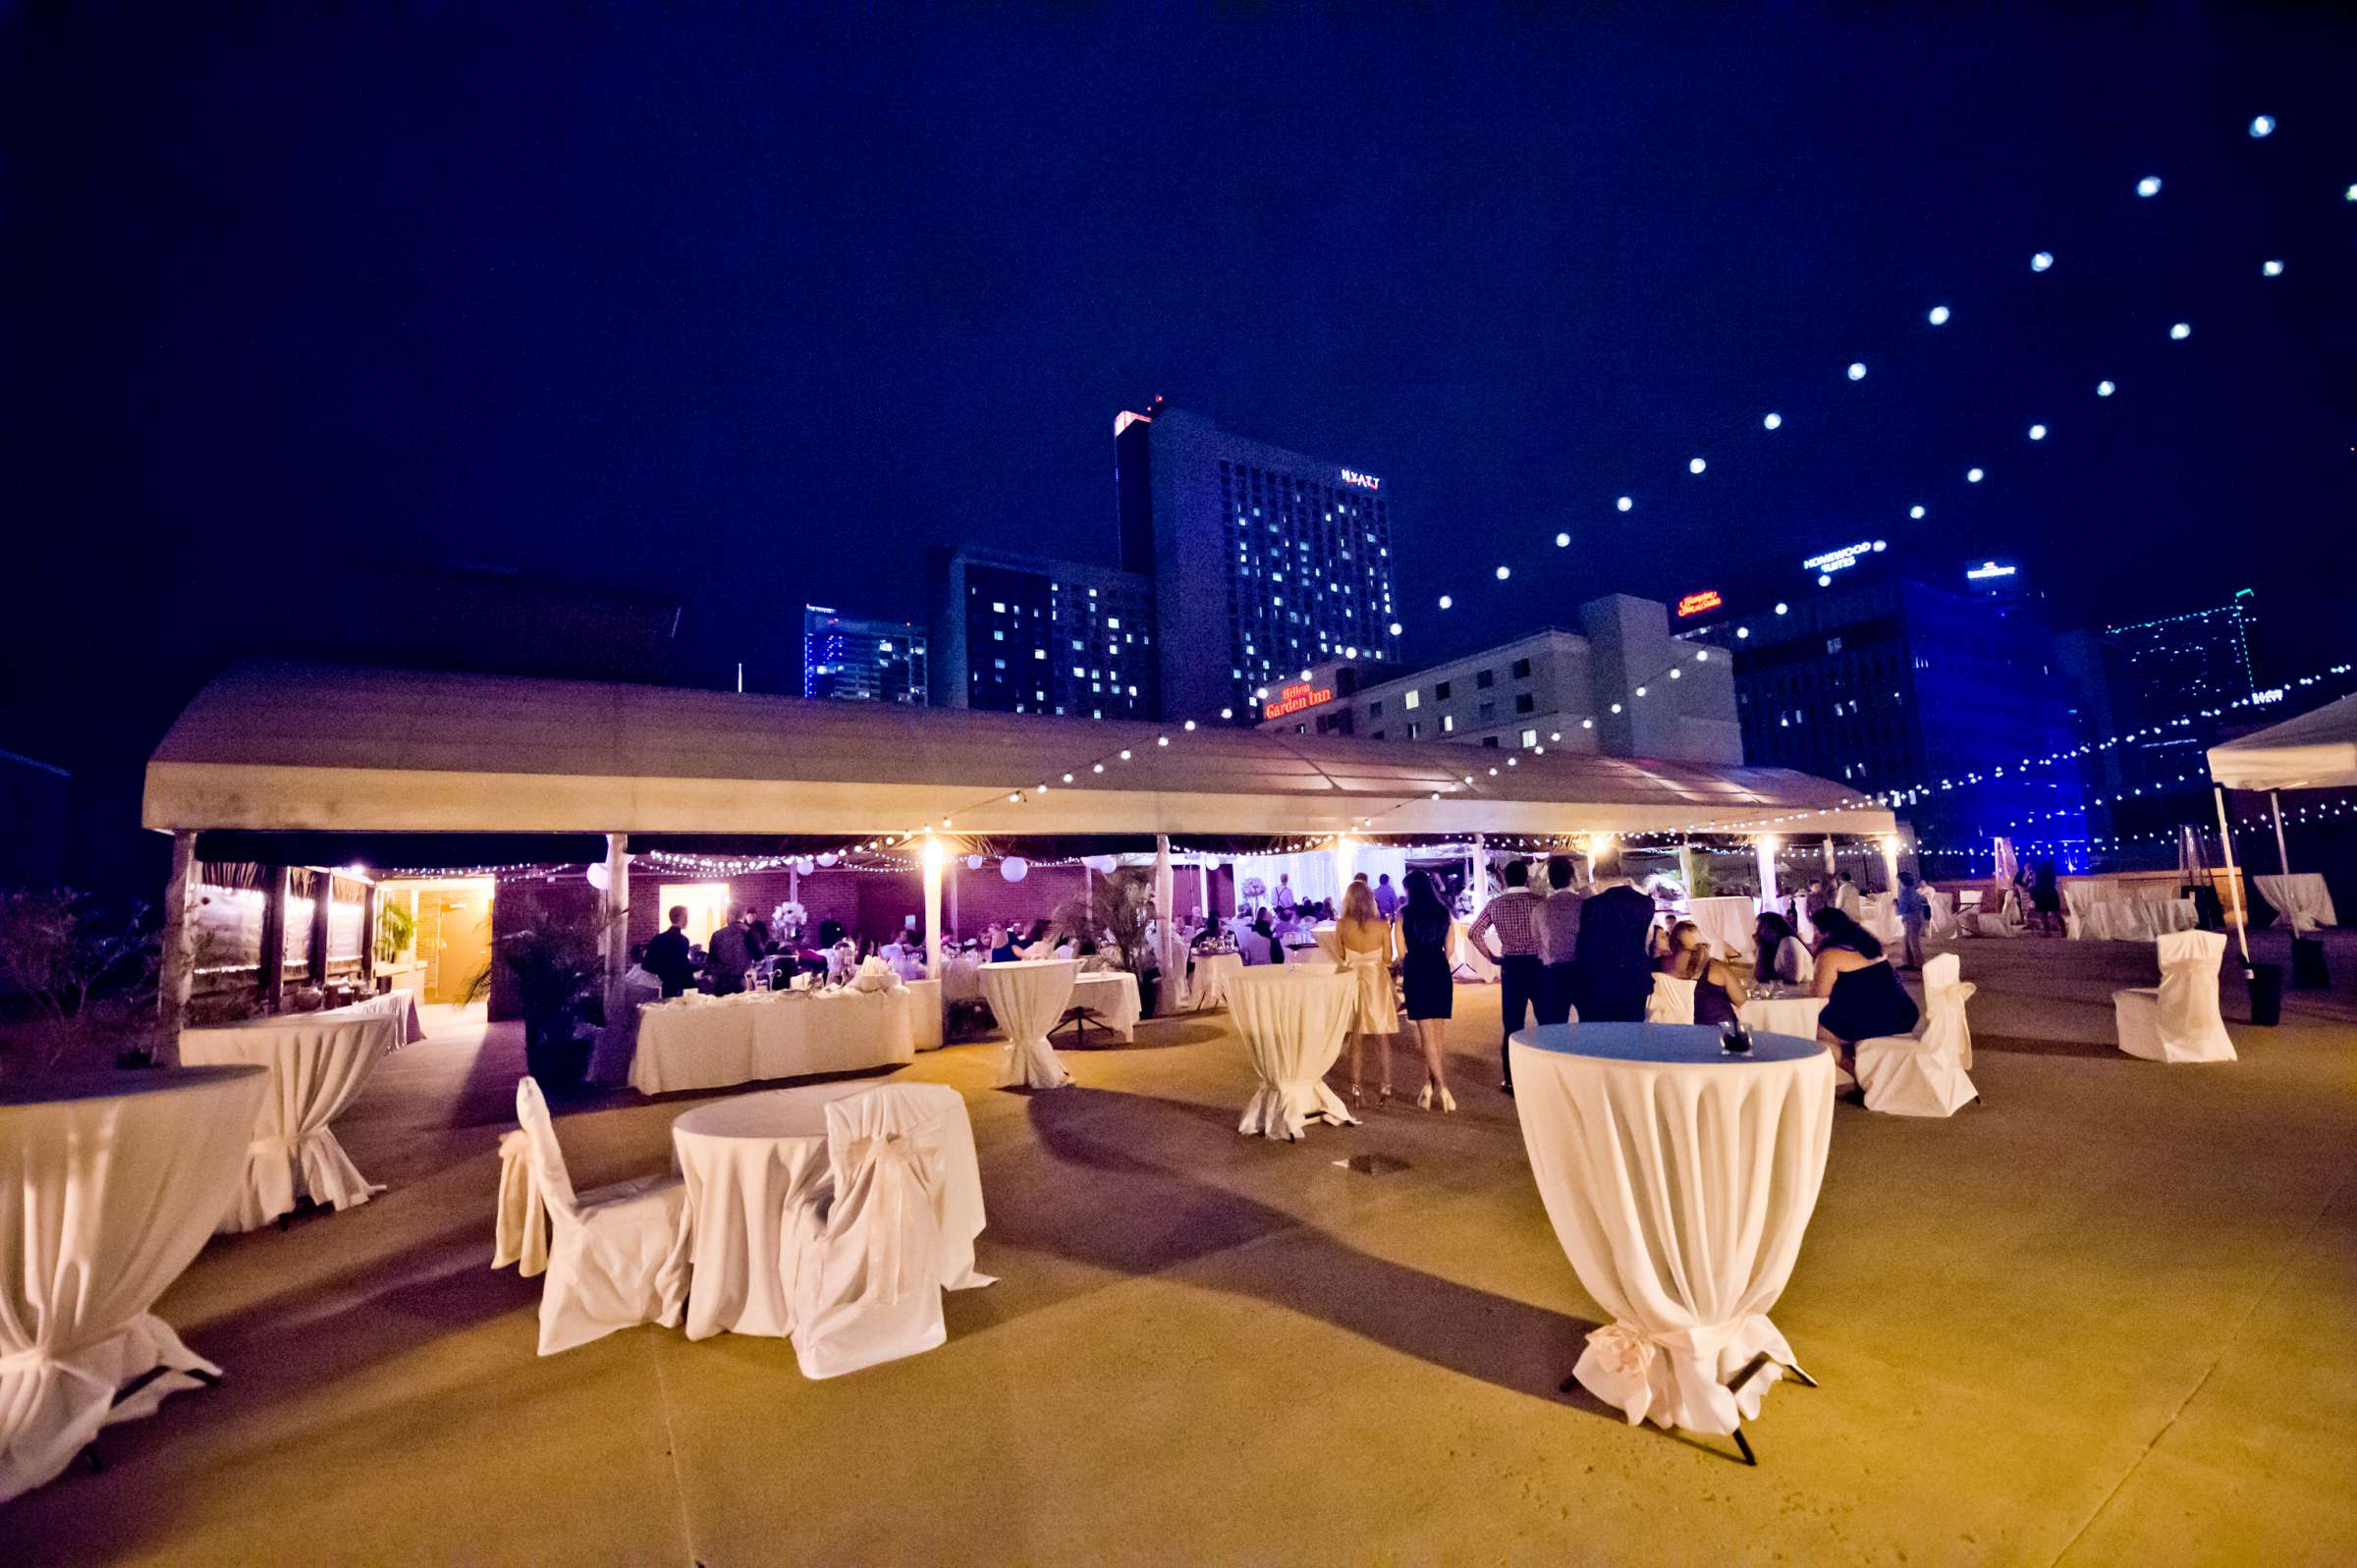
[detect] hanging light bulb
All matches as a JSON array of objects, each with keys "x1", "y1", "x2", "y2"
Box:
[
  {"x1": 1909, "y1": 505, "x2": 1926, "y2": 519},
  {"x1": 1616, "y1": 496, "x2": 1633, "y2": 513},
  {"x1": 1688, "y1": 457, "x2": 1707, "y2": 474},
  {"x1": 1555, "y1": 532, "x2": 1570, "y2": 547},
  {"x1": 2028, "y1": 424, "x2": 2048, "y2": 441},
  {"x1": 2249, "y1": 114, "x2": 2275, "y2": 137},
  {"x1": 1927, "y1": 304, "x2": 1950, "y2": 325},
  {"x1": 2262, "y1": 258, "x2": 2283, "y2": 277},
  {"x1": 1967, "y1": 466, "x2": 1986, "y2": 483},
  {"x1": 2096, "y1": 379, "x2": 2116, "y2": 397},
  {"x1": 2136, "y1": 176, "x2": 2163, "y2": 197},
  {"x1": 2169, "y1": 321, "x2": 2191, "y2": 340},
  {"x1": 2031, "y1": 251, "x2": 2055, "y2": 272},
  {"x1": 1763, "y1": 411, "x2": 1782, "y2": 429},
  {"x1": 1495, "y1": 566, "x2": 1510, "y2": 580},
  {"x1": 1438, "y1": 595, "x2": 1453, "y2": 610},
  {"x1": 1846, "y1": 362, "x2": 1867, "y2": 381}
]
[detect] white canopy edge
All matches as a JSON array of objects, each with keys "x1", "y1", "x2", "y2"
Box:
[
  {"x1": 143, "y1": 661, "x2": 1894, "y2": 841},
  {"x1": 2206, "y1": 692, "x2": 2357, "y2": 792}
]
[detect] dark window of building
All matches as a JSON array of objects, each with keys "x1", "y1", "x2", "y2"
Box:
[
  {"x1": 1510, "y1": 657, "x2": 1532, "y2": 679},
  {"x1": 1371, "y1": 730, "x2": 1385, "y2": 740},
  {"x1": 1482, "y1": 736, "x2": 1500, "y2": 748},
  {"x1": 1476, "y1": 669, "x2": 1495, "y2": 689},
  {"x1": 1478, "y1": 699, "x2": 1496, "y2": 721},
  {"x1": 1367, "y1": 700, "x2": 1383, "y2": 718},
  {"x1": 1515, "y1": 693, "x2": 1535, "y2": 714},
  {"x1": 1435, "y1": 680, "x2": 1453, "y2": 700},
  {"x1": 1407, "y1": 721, "x2": 1420, "y2": 739}
]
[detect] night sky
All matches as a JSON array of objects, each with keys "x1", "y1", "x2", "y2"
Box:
[{"x1": 8, "y1": 6, "x2": 2353, "y2": 886}]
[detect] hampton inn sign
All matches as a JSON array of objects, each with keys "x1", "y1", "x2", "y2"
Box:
[{"x1": 1262, "y1": 681, "x2": 1335, "y2": 720}]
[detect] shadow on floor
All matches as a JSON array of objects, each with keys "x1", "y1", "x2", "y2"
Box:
[{"x1": 997, "y1": 1085, "x2": 1605, "y2": 1415}]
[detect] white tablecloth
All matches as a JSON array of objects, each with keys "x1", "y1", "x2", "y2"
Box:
[
  {"x1": 627, "y1": 987, "x2": 918, "y2": 1096},
  {"x1": 981, "y1": 959, "x2": 1076, "y2": 1089},
  {"x1": 1231, "y1": 967, "x2": 1359, "y2": 1140},
  {"x1": 2255, "y1": 873, "x2": 2337, "y2": 934},
  {"x1": 1509, "y1": 1022, "x2": 1835, "y2": 1437},
  {"x1": 938, "y1": 953, "x2": 986, "y2": 1003},
  {"x1": 1067, "y1": 971, "x2": 1142, "y2": 1040},
  {"x1": 180, "y1": 1011, "x2": 400, "y2": 1230},
  {"x1": 1686, "y1": 896, "x2": 1757, "y2": 962},
  {"x1": 334, "y1": 991, "x2": 424, "y2": 1046},
  {"x1": 1926, "y1": 890, "x2": 1958, "y2": 939},
  {"x1": 2064, "y1": 885, "x2": 2201, "y2": 942},
  {"x1": 903, "y1": 979, "x2": 944, "y2": 1052},
  {"x1": 1450, "y1": 919, "x2": 1501, "y2": 982},
  {"x1": 1189, "y1": 951, "x2": 1244, "y2": 1009},
  {"x1": 669, "y1": 1084, "x2": 992, "y2": 1342},
  {"x1": 1739, "y1": 995, "x2": 1828, "y2": 1041},
  {"x1": 1860, "y1": 892, "x2": 1903, "y2": 944},
  {"x1": 1, "y1": 1066, "x2": 269, "y2": 1503}
]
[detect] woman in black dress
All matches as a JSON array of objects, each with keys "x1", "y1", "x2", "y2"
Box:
[
  {"x1": 1398, "y1": 871, "x2": 1456, "y2": 1112},
  {"x1": 1809, "y1": 907, "x2": 1919, "y2": 1077}
]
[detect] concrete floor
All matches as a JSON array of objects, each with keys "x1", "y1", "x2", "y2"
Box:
[{"x1": 13, "y1": 933, "x2": 2356, "y2": 1565}]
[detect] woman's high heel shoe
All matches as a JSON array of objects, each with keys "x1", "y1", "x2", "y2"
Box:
[
  {"x1": 1416, "y1": 1083, "x2": 1433, "y2": 1111},
  {"x1": 1348, "y1": 1083, "x2": 1364, "y2": 1108},
  {"x1": 1378, "y1": 1083, "x2": 1393, "y2": 1108},
  {"x1": 1439, "y1": 1084, "x2": 1457, "y2": 1113}
]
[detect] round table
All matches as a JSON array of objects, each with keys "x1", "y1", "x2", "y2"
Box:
[
  {"x1": 1738, "y1": 994, "x2": 1827, "y2": 1042},
  {"x1": 1, "y1": 1065, "x2": 269, "y2": 1503},
  {"x1": 1188, "y1": 950, "x2": 1244, "y2": 1010},
  {"x1": 980, "y1": 959, "x2": 1077, "y2": 1089},
  {"x1": 672, "y1": 1083, "x2": 872, "y2": 1339},
  {"x1": 179, "y1": 1010, "x2": 401, "y2": 1230},
  {"x1": 1230, "y1": 966, "x2": 1358, "y2": 1140},
  {"x1": 1686, "y1": 896, "x2": 1758, "y2": 962},
  {"x1": 1508, "y1": 1023, "x2": 1835, "y2": 1442}
]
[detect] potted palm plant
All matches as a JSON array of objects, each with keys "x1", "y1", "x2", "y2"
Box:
[
  {"x1": 1057, "y1": 865, "x2": 1160, "y2": 1016},
  {"x1": 471, "y1": 900, "x2": 616, "y2": 1088}
]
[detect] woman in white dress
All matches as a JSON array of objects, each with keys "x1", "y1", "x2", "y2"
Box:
[{"x1": 1335, "y1": 881, "x2": 1399, "y2": 1108}]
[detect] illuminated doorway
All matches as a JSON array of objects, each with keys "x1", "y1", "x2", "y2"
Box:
[{"x1": 656, "y1": 883, "x2": 734, "y2": 947}]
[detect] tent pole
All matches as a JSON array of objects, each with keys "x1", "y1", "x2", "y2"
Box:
[
  {"x1": 1471, "y1": 832, "x2": 1488, "y2": 908},
  {"x1": 2213, "y1": 786, "x2": 2251, "y2": 966},
  {"x1": 158, "y1": 830, "x2": 198, "y2": 1064},
  {"x1": 921, "y1": 836, "x2": 944, "y2": 1034},
  {"x1": 2270, "y1": 790, "x2": 2291, "y2": 875},
  {"x1": 602, "y1": 834, "x2": 630, "y2": 1024}
]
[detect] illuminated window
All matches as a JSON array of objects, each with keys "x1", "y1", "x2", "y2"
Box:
[{"x1": 1442, "y1": 715, "x2": 1455, "y2": 733}]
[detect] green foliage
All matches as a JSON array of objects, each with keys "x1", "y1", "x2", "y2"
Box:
[
  {"x1": 1056, "y1": 866, "x2": 1155, "y2": 977},
  {"x1": 375, "y1": 898, "x2": 416, "y2": 964}
]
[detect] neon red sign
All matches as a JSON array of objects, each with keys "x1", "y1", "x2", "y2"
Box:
[
  {"x1": 1262, "y1": 682, "x2": 1334, "y2": 720},
  {"x1": 1676, "y1": 590, "x2": 1724, "y2": 618}
]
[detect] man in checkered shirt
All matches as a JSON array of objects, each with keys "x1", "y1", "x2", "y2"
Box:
[{"x1": 1465, "y1": 858, "x2": 1546, "y2": 1094}]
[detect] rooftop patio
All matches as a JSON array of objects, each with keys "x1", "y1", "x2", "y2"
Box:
[{"x1": 13, "y1": 930, "x2": 2353, "y2": 1564}]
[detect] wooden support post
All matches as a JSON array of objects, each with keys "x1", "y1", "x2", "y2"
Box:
[
  {"x1": 359, "y1": 880, "x2": 379, "y2": 989},
  {"x1": 603, "y1": 834, "x2": 630, "y2": 1022},
  {"x1": 307, "y1": 869, "x2": 332, "y2": 992},
  {"x1": 257, "y1": 866, "x2": 289, "y2": 1012},
  {"x1": 157, "y1": 831, "x2": 198, "y2": 1063}
]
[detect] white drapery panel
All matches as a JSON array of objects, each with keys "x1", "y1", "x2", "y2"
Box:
[
  {"x1": 180, "y1": 1011, "x2": 398, "y2": 1230},
  {"x1": 1232, "y1": 853, "x2": 1341, "y2": 911},
  {"x1": 1509, "y1": 1025, "x2": 1835, "y2": 1436},
  {"x1": 1855, "y1": 953, "x2": 1981, "y2": 1116},
  {"x1": 792, "y1": 1084, "x2": 996, "y2": 1379},
  {"x1": 1231, "y1": 966, "x2": 1358, "y2": 1140},
  {"x1": 625, "y1": 987, "x2": 918, "y2": 1096},
  {"x1": 1188, "y1": 951, "x2": 1243, "y2": 1011},
  {"x1": 2114, "y1": 930, "x2": 2238, "y2": 1063},
  {"x1": 1686, "y1": 896, "x2": 1756, "y2": 962},
  {"x1": 2, "y1": 1066, "x2": 267, "y2": 1504},
  {"x1": 514, "y1": 1078, "x2": 687, "y2": 1356},
  {"x1": 981, "y1": 959, "x2": 1077, "y2": 1089}
]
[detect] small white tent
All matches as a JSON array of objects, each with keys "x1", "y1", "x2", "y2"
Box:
[{"x1": 2207, "y1": 692, "x2": 2357, "y2": 792}]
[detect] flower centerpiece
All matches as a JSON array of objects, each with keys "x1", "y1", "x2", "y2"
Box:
[{"x1": 771, "y1": 899, "x2": 807, "y2": 942}]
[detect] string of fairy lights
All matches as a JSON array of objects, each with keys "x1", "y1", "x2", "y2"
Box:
[{"x1": 1417, "y1": 112, "x2": 2340, "y2": 627}]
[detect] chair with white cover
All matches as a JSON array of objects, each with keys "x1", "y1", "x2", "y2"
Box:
[
  {"x1": 513, "y1": 1077, "x2": 688, "y2": 1355},
  {"x1": 792, "y1": 1084, "x2": 994, "y2": 1379},
  {"x1": 1646, "y1": 972, "x2": 1697, "y2": 1025},
  {"x1": 1853, "y1": 953, "x2": 1980, "y2": 1116},
  {"x1": 2113, "y1": 929, "x2": 2237, "y2": 1064}
]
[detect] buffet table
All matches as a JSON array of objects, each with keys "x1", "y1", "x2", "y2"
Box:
[{"x1": 627, "y1": 986, "x2": 918, "y2": 1096}]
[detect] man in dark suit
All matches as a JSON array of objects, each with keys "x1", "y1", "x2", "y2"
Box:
[
  {"x1": 1570, "y1": 882, "x2": 1655, "y2": 1023},
  {"x1": 643, "y1": 905, "x2": 696, "y2": 999}
]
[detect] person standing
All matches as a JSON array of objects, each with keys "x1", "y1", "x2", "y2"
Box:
[
  {"x1": 1397, "y1": 870, "x2": 1456, "y2": 1111},
  {"x1": 1334, "y1": 881, "x2": 1398, "y2": 1108},
  {"x1": 1834, "y1": 871, "x2": 1863, "y2": 921},
  {"x1": 1894, "y1": 871, "x2": 1931, "y2": 969},
  {"x1": 706, "y1": 907, "x2": 756, "y2": 995},
  {"x1": 1372, "y1": 873, "x2": 1400, "y2": 922},
  {"x1": 1273, "y1": 873, "x2": 1297, "y2": 918},
  {"x1": 643, "y1": 905, "x2": 695, "y2": 999},
  {"x1": 1536, "y1": 854, "x2": 1583, "y2": 1025},
  {"x1": 1570, "y1": 881, "x2": 1655, "y2": 1023},
  {"x1": 1465, "y1": 858, "x2": 1544, "y2": 1094}
]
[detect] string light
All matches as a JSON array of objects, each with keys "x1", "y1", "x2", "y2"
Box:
[
  {"x1": 2032, "y1": 250, "x2": 2055, "y2": 271},
  {"x1": 2136, "y1": 176, "x2": 2163, "y2": 197},
  {"x1": 2262, "y1": 259, "x2": 2283, "y2": 278},
  {"x1": 2027, "y1": 423, "x2": 2047, "y2": 441},
  {"x1": 1846, "y1": 361, "x2": 1867, "y2": 381},
  {"x1": 1616, "y1": 496, "x2": 1633, "y2": 513},
  {"x1": 1763, "y1": 411, "x2": 1782, "y2": 429},
  {"x1": 1927, "y1": 305, "x2": 1949, "y2": 326},
  {"x1": 2249, "y1": 115, "x2": 2275, "y2": 138},
  {"x1": 2169, "y1": 321, "x2": 2192, "y2": 340},
  {"x1": 2097, "y1": 379, "x2": 2116, "y2": 397},
  {"x1": 1688, "y1": 457, "x2": 1708, "y2": 474},
  {"x1": 1909, "y1": 505, "x2": 1926, "y2": 519}
]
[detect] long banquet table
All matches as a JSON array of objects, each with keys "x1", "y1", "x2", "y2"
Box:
[
  {"x1": 2, "y1": 1065, "x2": 268, "y2": 1503},
  {"x1": 1509, "y1": 1022, "x2": 1835, "y2": 1443},
  {"x1": 2062, "y1": 884, "x2": 2201, "y2": 942},
  {"x1": 627, "y1": 986, "x2": 918, "y2": 1096}
]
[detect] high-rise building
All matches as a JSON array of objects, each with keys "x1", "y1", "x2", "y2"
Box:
[
  {"x1": 1116, "y1": 403, "x2": 1402, "y2": 723},
  {"x1": 1675, "y1": 543, "x2": 2088, "y2": 864},
  {"x1": 925, "y1": 547, "x2": 1159, "y2": 719},
  {"x1": 1257, "y1": 597, "x2": 1741, "y2": 765},
  {"x1": 2056, "y1": 590, "x2": 2262, "y2": 857},
  {"x1": 801, "y1": 607, "x2": 927, "y2": 705}
]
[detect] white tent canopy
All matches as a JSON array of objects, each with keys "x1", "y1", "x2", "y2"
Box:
[
  {"x1": 2207, "y1": 693, "x2": 2357, "y2": 793},
  {"x1": 145, "y1": 661, "x2": 1894, "y2": 844}
]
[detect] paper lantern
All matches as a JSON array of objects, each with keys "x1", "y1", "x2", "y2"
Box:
[
  {"x1": 585, "y1": 862, "x2": 610, "y2": 891},
  {"x1": 965, "y1": 855, "x2": 986, "y2": 871},
  {"x1": 1082, "y1": 855, "x2": 1119, "y2": 874},
  {"x1": 1001, "y1": 857, "x2": 1029, "y2": 883},
  {"x1": 815, "y1": 853, "x2": 839, "y2": 868}
]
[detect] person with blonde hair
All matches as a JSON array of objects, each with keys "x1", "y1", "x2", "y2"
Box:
[
  {"x1": 1335, "y1": 879, "x2": 1399, "y2": 1107},
  {"x1": 1658, "y1": 918, "x2": 1747, "y2": 1027}
]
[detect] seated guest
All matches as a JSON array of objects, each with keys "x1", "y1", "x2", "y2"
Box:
[
  {"x1": 643, "y1": 906, "x2": 696, "y2": 999},
  {"x1": 1570, "y1": 880, "x2": 1654, "y2": 1023},
  {"x1": 1754, "y1": 911, "x2": 1810, "y2": 985},
  {"x1": 1014, "y1": 918, "x2": 1057, "y2": 960},
  {"x1": 1244, "y1": 913, "x2": 1281, "y2": 966},
  {"x1": 987, "y1": 923, "x2": 1016, "y2": 964},
  {"x1": 1658, "y1": 919, "x2": 1747, "y2": 1027},
  {"x1": 1809, "y1": 906, "x2": 1920, "y2": 1077}
]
